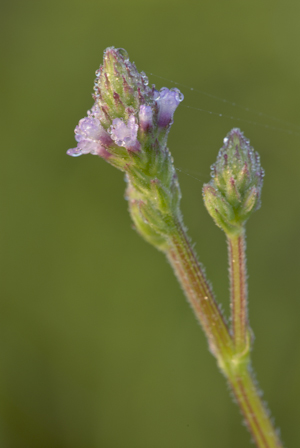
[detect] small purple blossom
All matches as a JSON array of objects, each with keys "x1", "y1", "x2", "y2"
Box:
[
  {"x1": 156, "y1": 88, "x2": 184, "y2": 128},
  {"x1": 139, "y1": 105, "x2": 153, "y2": 131},
  {"x1": 110, "y1": 115, "x2": 140, "y2": 152},
  {"x1": 67, "y1": 114, "x2": 113, "y2": 158}
]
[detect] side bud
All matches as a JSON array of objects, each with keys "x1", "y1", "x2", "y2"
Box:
[{"x1": 203, "y1": 128, "x2": 264, "y2": 235}]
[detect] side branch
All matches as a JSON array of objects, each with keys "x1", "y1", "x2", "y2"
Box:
[{"x1": 227, "y1": 230, "x2": 249, "y2": 353}]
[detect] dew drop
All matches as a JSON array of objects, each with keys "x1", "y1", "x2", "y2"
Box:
[
  {"x1": 140, "y1": 71, "x2": 149, "y2": 86},
  {"x1": 67, "y1": 148, "x2": 82, "y2": 157}
]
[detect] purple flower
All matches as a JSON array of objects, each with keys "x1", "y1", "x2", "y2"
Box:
[
  {"x1": 67, "y1": 114, "x2": 113, "y2": 158},
  {"x1": 110, "y1": 115, "x2": 141, "y2": 152},
  {"x1": 139, "y1": 104, "x2": 153, "y2": 132},
  {"x1": 139, "y1": 105, "x2": 153, "y2": 131},
  {"x1": 156, "y1": 88, "x2": 184, "y2": 128},
  {"x1": 67, "y1": 48, "x2": 184, "y2": 167}
]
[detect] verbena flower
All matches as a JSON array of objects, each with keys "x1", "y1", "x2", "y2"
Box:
[{"x1": 67, "y1": 47, "x2": 184, "y2": 249}]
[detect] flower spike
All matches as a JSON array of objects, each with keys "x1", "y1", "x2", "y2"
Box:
[{"x1": 67, "y1": 46, "x2": 184, "y2": 249}]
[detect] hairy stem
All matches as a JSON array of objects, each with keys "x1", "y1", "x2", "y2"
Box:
[
  {"x1": 167, "y1": 219, "x2": 233, "y2": 364},
  {"x1": 227, "y1": 366, "x2": 282, "y2": 448},
  {"x1": 227, "y1": 230, "x2": 249, "y2": 353},
  {"x1": 166, "y1": 219, "x2": 283, "y2": 448}
]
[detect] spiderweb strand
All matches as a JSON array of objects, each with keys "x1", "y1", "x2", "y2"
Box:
[
  {"x1": 183, "y1": 104, "x2": 299, "y2": 136},
  {"x1": 145, "y1": 71, "x2": 300, "y2": 136}
]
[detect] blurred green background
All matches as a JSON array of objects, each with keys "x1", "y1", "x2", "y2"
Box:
[{"x1": 1, "y1": 0, "x2": 300, "y2": 446}]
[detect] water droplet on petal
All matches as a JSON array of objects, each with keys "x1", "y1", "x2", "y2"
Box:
[
  {"x1": 67, "y1": 148, "x2": 82, "y2": 157},
  {"x1": 140, "y1": 71, "x2": 149, "y2": 86}
]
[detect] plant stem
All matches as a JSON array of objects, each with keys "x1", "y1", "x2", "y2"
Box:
[
  {"x1": 227, "y1": 230, "x2": 249, "y2": 353},
  {"x1": 167, "y1": 218, "x2": 283, "y2": 448},
  {"x1": 167, "y1": 218, "x2": 234, "y2": 365},
  {"x1": 227, "y1": 366, "x2": 282, "y2": 448}
]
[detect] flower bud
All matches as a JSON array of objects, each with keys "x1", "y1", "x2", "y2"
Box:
[
  {"x1": 155, "y1": 87, "x2": 184, "y2": 128},
  {"x1": 94, "y1": 47, "x2": 154, "y2": 124},
  {"x1": 203, "y1": 128, "x2": 264, "y2": 235}
]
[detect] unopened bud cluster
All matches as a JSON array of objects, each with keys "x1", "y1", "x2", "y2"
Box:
[
  {"x1": 67, "y1": 47, "x2": 184, "y2": 250},
  {"x1": 203, "y1": 129, "x2": 264, "y2": 235}
]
